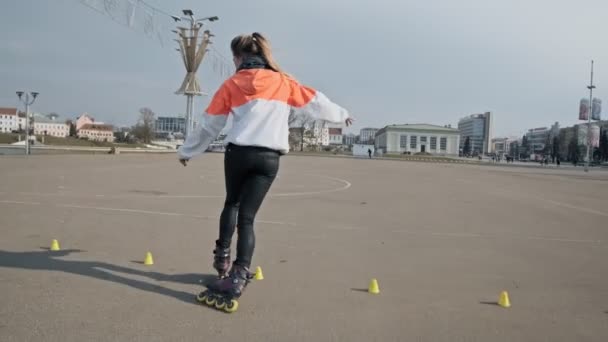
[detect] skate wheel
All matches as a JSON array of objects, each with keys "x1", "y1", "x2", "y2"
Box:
[
  {"x1": 223, "y1": 299, "x2": 238, "y2": 313},
  {"x1": 196, "y1": 291, "x2": 208, "y2": 303},
  {"x1": 204, "y1": 293, "x2": 216, "y2": 306},
  {"x1": 214, "y1": 297, "x2": 226, "y2": 310}
]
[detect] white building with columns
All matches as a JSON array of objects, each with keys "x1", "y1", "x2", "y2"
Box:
[
  {"x1": 374, "y1": 124, "x2": 460, "y2": 156},
  {"x1": 33, "y1": 113, "x2": 69, "y2": 137}
]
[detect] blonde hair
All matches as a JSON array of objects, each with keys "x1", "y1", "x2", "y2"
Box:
[{"x1": 231, "y1": 32, "x2": 284, "y2": 74}]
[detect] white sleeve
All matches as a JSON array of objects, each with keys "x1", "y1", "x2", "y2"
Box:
[
  {"x1": 177, "y1": 113, "x2": 228, "y2": 160},
  {"x1": 296, "y1": 91, "x2": 350, "y2": 124},
  {"x1": 289, "y1": 79, "x2": 350, "y2": 124}
]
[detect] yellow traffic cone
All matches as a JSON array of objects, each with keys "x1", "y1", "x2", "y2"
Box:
[
  {"x1": 50, "y1": 239, "x2": 60, "y2": 251},
  {"x1": 498, "y1": 291, "x2": 511, "y2": 308},
  {"x1": 144, "y1": 252, "x2": 154, "y2": 266},
  {"x1": 368, "y1": 278, "x2": 380, "y2": 294},
  {"x1": 254, "y1": 266, "x2": 264, "y2": 280}
]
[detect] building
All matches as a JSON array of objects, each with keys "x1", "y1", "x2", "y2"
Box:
[
  {"x1": 491, "y1": 137, "x2": 512, "y2": 155},
  {"x1": 458, "y1": 112, "x2": 493, "y2": 155},
  {"x1": 526, "y1": 127, "x2": 549, "y2": 156},
  {"x1": 312, "y1": 121, "x2": 329, "y2": 146},
  {"x1": 557, "y1": 120, "x2": 608, "y2": 162},
  {"x1": 75, "y1": 113, "x2": 113, "y2": 142},
  {"x1": 77, "y1": 123, "x2": 115, "y2": 142},
  {"x1": 328, "y1": 127, "x2": 343, "y2": 145},
  {"x1": 526, "y1": 122, "x2": 559, "y2": 157},
  {"x1": 359, "y1": 128, "x2": 378, "y2": 144},
  {"x1": 509, "y1": 138, "x2": 523, "y2": 159},
  {"x1": 343, "y1": 133, "x2": 357, "y2": 146},
  {"x1": 288, "y1": 121, "x2": 331, "y2": 150},
  {"x1": 0, "y1": 107, "x2": 21, "y2": 133},
  {"x1": 33, "y1": 114, "x2": 69, "y2": 138},
  {"x1": 155, "y1": 116, "x2": 186, "y2": 136},
  {"x1": 76, "y1": 113, "x2": 97, "y2": 130},
  {"x1": 374, "y1": 124, "x2": 460, "y2": 156}
]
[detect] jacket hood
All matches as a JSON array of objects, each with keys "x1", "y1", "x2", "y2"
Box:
[{"x1": 230, "y1": 69, "x2": 283, "y2": 96}]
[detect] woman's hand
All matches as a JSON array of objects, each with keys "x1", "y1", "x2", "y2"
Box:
[{"x1": 345, "y1": 117, "x2": 355, "y2": 127}]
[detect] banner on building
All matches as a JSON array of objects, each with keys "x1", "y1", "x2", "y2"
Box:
[
  {"x1": 591, "y1": 124, "x2": 600, "y2": 148},
  {"x1": 579, "y1": 98, "x2": 589, "y2": 120},
  {"x1": 577, "y1": 124, "x2": 601, "y2": 147},
  {"x1": 591, "y1": 98, "x2": 602, "y2": 120},
  {"x1": 577, "y1": 125, "x2": 587, "y2": 145}
]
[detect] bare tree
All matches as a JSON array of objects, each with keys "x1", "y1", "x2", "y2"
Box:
[
  {"x1": 288, "y1": 110, "x2": 316, "y2": 151},
  {"x1": 66, "y1": 120, "x2": 77, "y2": 137},
  {"x1": 132, "y1": 108, "x2": 156, "y2": 144}
]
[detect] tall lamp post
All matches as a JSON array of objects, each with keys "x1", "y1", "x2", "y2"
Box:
[
  {"x1": 580, "y1": 60, "x2": 602, "y2": 172},
  {"x1": 16, "y1": 91, "x2": 39, "y2": 155},
  {"x1": 171, "y1": 9, "x2": 218, "y2": 137}
]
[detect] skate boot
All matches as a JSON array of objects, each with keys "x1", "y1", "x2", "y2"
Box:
[
  {"x1": 212, "y1": 240, "x2": 231, "y2": 278},
  {"x1": 196, "y1": 263, "x2": 254, "y2": 313}
]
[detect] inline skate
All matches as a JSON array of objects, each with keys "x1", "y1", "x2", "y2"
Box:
[
  {"x1": 196, "y1": 263, "x2": 254, "y2": 313},
  {"x1": 212, "y1": 240, "x2": 231, "y2": 279}
]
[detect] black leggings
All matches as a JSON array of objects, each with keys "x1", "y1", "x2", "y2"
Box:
[{"x1": 217, "y1": 144, "x2": 280, "y2": 268}]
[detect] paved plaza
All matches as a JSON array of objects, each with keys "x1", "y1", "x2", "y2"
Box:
[{"x1": 1, "y1": 154, "x2": 607, "y2": 341}]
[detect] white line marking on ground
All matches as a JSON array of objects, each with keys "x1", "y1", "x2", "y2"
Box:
[
  {"x1": 543, "y1": 199, "x2": 608, "y2": 218},
  {"x1": 390, "y1": 229, "x2": 602, "y2": 243},
  {"x1": 0, "y1": 200, "x2": 295, "y2": 226},
  {"x1": 0, "y1": 200, "x2": 600, "y2": 244},
  {"x1": 269, "y1": 174, "x2": 352, "y2": 198},
  {"x1": 0, "y1": 200, "x2": 41, "y2": 205},
  {"x1": 455, "y1": 179, "x2": 608, "y2": 218},
  {"x1": 55, "y1": 203, "x2": 199, "y2": 218},
  {"x1": 3, "y1": 174, "x2": 353, "y2": 200}
]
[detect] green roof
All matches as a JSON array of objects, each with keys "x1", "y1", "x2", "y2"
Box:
[{"x1": 382, "y1": 124, "x2": 459, "y2": 132}]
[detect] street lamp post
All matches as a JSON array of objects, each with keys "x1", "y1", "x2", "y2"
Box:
[
  {"x1": 172, "y1": 9, "x2": 218, "y2": 137},
  {"x1": 16, "y1": 91, "x2": 39, "y2": 155},
  {"x1": 584, "y1": 61, "x2": 596, "y2": 172}
]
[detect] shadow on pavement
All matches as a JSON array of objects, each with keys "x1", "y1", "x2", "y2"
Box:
[
  {"x1": 479, "y1": 301, "x2": 500, "y2": 306},
  {"x1": 0, "y1": 249, "x2": 218, "y2": 305}
]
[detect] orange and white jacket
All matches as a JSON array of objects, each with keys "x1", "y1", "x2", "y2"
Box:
[{"x1": 177, "y1": 69, "x2": 350, "y2": 159}]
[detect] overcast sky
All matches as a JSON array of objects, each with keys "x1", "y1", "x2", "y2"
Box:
[{"x1": 1, "y1": 0, "x2": 607, "y2": 137}]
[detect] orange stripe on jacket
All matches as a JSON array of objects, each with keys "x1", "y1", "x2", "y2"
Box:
[{"x1": 205, "y1": 69, "x2": 317, "y2": 115}]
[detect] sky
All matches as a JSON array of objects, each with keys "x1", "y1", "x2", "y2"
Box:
[{"x1": 1, "y1": 0, "x2": 608, "y2": 137}]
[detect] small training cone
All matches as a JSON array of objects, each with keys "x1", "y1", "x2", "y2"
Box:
[
  {"x1": 50, "y1": 239, "x2": 60, "y2": 251},
  {"x1": 368, "y1": 278, "x2": 380, "y2": 294},
  {"x1": 254, "y1": 266, "x2": 264, "y2": 280},
  {"x1": 144, "y1": 252, "x2": 154, "y2": 266},
  {"x1": 498, "y1": 291, "x2": 511, "y2": 308}
]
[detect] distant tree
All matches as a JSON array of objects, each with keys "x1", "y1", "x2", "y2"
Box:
[
  {"x1": 113, "y1": 131, "x2": 129, "y2": 143},
  {"x1": 463, "y1": 136, "x2": 471, "y2": 156},
  {"x1": 551, "y1": 136, "x2": 559, "y2": 162},
  {"x1": 543, "y1": 134, "x2": 552, "y2": 157},
  {"x1": 67, "y1": 120, "x2": 77, "y2": 137},
  {"x1": 132, "y1": 108, "x2": 156, "y2": 144},
  {"x1": 598, "y1": 128, "x2": 608, "y2": 162},
  {"x1": 593, "y1": 146, "x2": 601, "y2": 161},
  {"x1": 510, "y1": 141, "x2": 519, "y2": 159},
  {"x1": 567, "y1": 136, "x2": 579, "y2": 164},
  {"x1": 288, "y1": 110, "x2": 315, "y2": 151}
]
